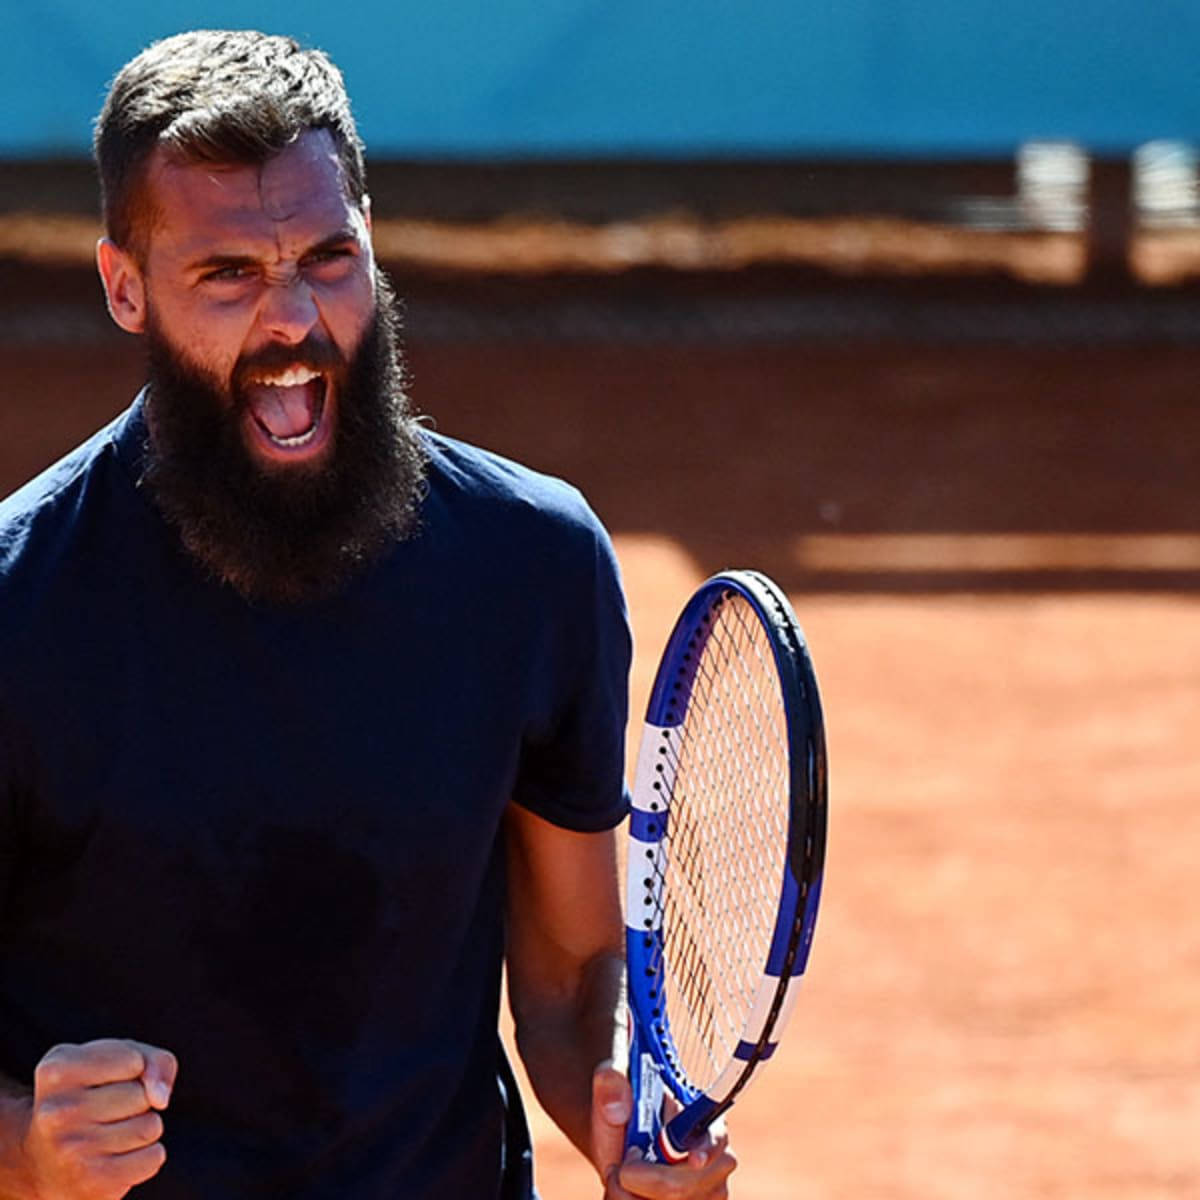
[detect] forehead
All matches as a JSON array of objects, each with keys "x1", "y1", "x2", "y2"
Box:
[{"x1": 144, "y1": 128, "x2": 361, "y2": 256}]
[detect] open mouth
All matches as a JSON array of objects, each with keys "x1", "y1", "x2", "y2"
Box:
[{"x1": 242, "y1": 366, "x2": 333, "y2": 461}]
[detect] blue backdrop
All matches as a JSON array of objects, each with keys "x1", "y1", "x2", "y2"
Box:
[{"x1": 3, "y1": 1, "x2": 1195, "y2": 156}]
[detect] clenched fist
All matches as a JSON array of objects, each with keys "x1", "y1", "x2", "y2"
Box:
[{"x1": 17, "y1": 1039, "x2": 176, "y2": 1199}]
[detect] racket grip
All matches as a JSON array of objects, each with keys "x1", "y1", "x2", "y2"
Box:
[
  {"x1": 625, "y1": 1013, "x2": 662, "y2": 1159},
  {"x1": 625, "y1": 1017, "x2": 691, "y2": 1164}
]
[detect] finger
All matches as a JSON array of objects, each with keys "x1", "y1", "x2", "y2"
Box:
[
  {"x1": 35, "y1": 1040, "x2": 147, "y2": 1096},
  {"x1": 603, "y1": 1170, "x2": 640, "y2": 1200},
  {"x1": 619, "y1": 1142, "x2": 738, "y2": 1196},
  {"x1": 78, "y1": 1080, "x2": 155, "y2": 1123},
  {"x1": 590, "y1": 1060, "x2": 633, "y2": 1180},
  {"x1": 91, "y1": 1110, "x2": 165, "y2": 1155},
  {"x1": 130, "y1": 1043, "x2": 178, "y2": 1110},
  {"x1": 102, "y1": 1141, "x2": 168, "y2": 1191},
  {"x1": 687, "y1": 1127, "x2": 729, "y2": 1170},
  {"x1": 602, "y1": 1148, "x2": 642, "y2": 1200}
]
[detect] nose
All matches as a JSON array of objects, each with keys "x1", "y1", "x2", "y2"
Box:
[{"x1": 258, "y1": 276, "x2": 319, "y2": 345}]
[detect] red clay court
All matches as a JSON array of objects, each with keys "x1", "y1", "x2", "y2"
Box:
[{"x1": 1, "y1": 220, "x2": 1197, "y2": 1196}]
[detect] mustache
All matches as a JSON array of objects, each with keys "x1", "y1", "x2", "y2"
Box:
[{"x1": 232, "y1": 336, "x2": 345, "y2": 386}]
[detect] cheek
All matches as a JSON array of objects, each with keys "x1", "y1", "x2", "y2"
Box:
[
  {"x1": 184, "y1": 329, "x2": 245, "y2": 388},
  {"x1": 322, "y1": 278, "x2": 376, "y2": 355},
  {"x1": 148, "y1": 291, "x2": 251, "y2": 384}
]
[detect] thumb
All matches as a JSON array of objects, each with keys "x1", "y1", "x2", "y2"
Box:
[
  {"x1": 134, "y1": 1043, "x2": 178, "y2": 1111},
  {"x1": 590, "y1": 1059, "x2": 632, "y2": 1181}
]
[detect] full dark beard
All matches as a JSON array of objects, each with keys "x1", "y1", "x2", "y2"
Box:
[{"x1": 141, "y1": 272, "x2": 427, "y2": 606}]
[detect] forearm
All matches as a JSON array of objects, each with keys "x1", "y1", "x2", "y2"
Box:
[
  {"x1": 0, "y1": 1071, "x2": 36, "y2": 1199},
  {"x1": 512, "y1": 948, "x2": 624, "y2": 1166}
]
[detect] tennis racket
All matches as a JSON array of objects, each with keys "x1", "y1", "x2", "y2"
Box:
[{"x1": 624, "y1": 569, "x2": 827, "y2": 1163}]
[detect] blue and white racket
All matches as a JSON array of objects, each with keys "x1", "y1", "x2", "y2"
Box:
[{"x1": 625, "y1": 569, "x2": 827, "y2": 1163}]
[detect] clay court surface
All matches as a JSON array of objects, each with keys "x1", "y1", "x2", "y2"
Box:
[{"x1": 2, "y1": 268, "x2": 1198, "y2": 1197}]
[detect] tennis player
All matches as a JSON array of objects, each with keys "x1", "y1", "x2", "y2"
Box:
[{"x1": 0, "y1": 29, "x2": 735, "y2": 1200}]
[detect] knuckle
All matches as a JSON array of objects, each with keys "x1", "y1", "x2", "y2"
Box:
[
  {"x1": 34, "y1": 1095, "x2": 77, "y2": 1135},
  {"x1": 108, "y1": 1039, "x2": 146, "y2": 1075},
  {"x1": 35, "y1": 1046, "x2": 75, "y2": 1090},
  {"x1": 34, "y1": 1062, "x2": 63, "y2": 1093}
]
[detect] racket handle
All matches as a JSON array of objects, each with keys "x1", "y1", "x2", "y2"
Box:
[
  {"x1": 625, "y1": 1018, "x2": 691, "y2": 1164},
  {"x1": 625, "y1": 1013, "x2": 657, "y2": 1158}
]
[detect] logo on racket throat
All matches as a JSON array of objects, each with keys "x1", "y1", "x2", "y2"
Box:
[{"x1": 637, "y1": 1054, "x2": 663, "y2": 1134}]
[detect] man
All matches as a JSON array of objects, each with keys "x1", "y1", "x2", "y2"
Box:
[{"x1": 0, "y1": 29, "x2": 735, "y2": 1200}]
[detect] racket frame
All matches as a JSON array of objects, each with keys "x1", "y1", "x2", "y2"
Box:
[{"x1": 624, "y1": 569, "x2": 827, "y2": 1162}]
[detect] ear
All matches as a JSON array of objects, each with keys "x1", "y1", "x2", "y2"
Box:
[{"x1": 96, "y1": 238, "x2": 147, "y2": 334}]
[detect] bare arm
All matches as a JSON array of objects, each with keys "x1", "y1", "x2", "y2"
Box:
[
  {"x1": 503, "y1": 806, "x2": 736, "y2": 1198},
  {"x1": 504, "y1": 805, "x2": 625, "y2": 1165}
]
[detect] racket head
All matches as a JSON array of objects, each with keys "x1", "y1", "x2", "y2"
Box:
[{"x1": 624, "y1": 569, "x2": 827, "y2": 1161}]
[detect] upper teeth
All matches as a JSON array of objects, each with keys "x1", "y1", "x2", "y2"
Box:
[{"x1": 256, "y1": 366, "x2": 319, "y2": 387}]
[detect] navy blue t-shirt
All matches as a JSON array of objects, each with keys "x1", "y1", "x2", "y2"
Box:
[{"x1": 0, "y1": 398, "x2": 631, "y2": 1198}]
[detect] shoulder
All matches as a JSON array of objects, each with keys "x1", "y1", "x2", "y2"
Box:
[
  {"x1": 0, "y1": 409, "x2": 131, "y2": 605},
  {"x1": 419, "y1": 428, "x2": 612, "y2": 548},
  {"x1": 411, "y1": 428, "x2": 627, "y2": 627}
]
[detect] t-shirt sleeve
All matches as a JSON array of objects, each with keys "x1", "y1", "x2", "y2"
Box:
[{"x1": 509, "y1": 506, "x2": 632, "y2": 832}]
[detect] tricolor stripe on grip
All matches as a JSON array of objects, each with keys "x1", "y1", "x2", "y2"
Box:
[{"x1": 657, "y1": 1128, "x2": 691, "y2": 1165}]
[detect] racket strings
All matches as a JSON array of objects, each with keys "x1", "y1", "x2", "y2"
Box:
[{"x1": 653, "y1": 593, "x2": 791, "y2": 1092}]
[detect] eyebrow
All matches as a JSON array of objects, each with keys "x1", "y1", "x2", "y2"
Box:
[{"x1": 187, "y1": 229, "x2": 361, "y2": 274}]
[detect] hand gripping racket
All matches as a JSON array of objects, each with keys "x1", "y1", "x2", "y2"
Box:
[{"x1": 624, "y1": 569, "x2": 827, "y2": 1163}]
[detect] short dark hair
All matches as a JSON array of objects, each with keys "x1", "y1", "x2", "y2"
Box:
[{"x1": 94, "y1": 30, "x2": 367, "y2": 256}]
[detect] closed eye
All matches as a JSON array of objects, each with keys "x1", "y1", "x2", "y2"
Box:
[
  {"x1": 200, "y1": 262, "x2": 258, "y2": 284},
  {"x1": 302, "y1": 243, "x2": 359, "y2": 274},
  {"x1": 305, "y1": 245, "x2": 354, "y2": 264}
]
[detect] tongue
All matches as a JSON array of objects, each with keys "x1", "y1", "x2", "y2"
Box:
[{"x1": 246, "y1": 381, "x2": 320, "y2": 438}]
